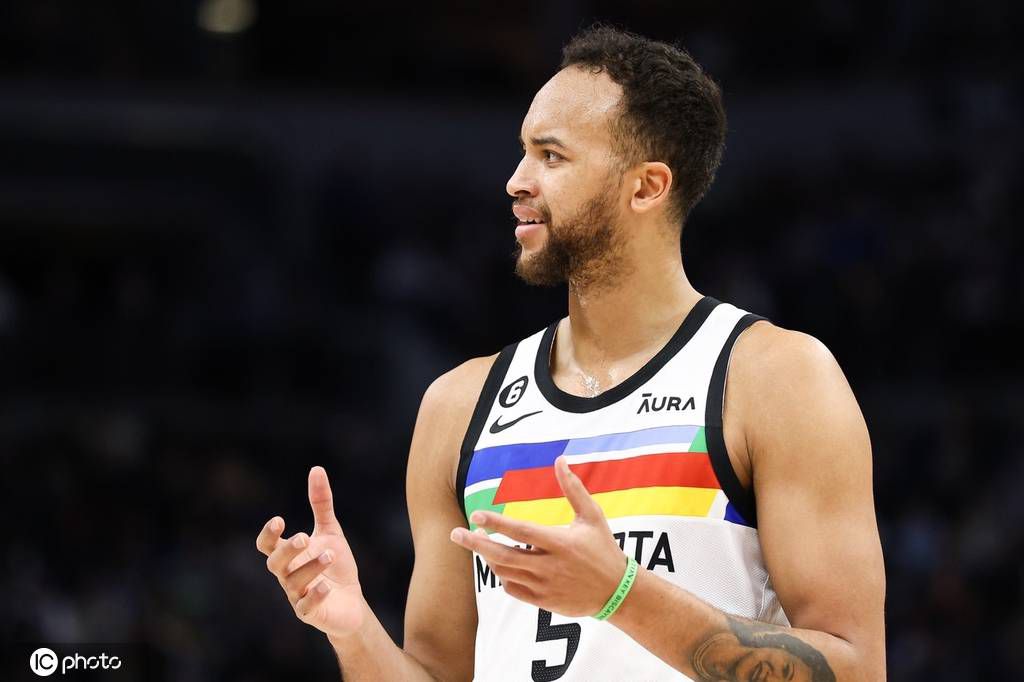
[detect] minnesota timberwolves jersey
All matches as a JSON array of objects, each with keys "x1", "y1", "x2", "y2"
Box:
[{"x1": 456, "y1": 297, "x2": 791, "y2": 682}]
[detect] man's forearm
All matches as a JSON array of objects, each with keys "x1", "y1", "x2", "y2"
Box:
[
  {"x1": 326, "y1": 597, "x2": 439, "y2": 682},
  {"x1": 608, "y1": 568, "x2": 876, "y2": 681}
]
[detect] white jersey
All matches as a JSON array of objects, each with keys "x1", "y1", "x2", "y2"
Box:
[{"x1": 456, "y1": 297, "x2": 789, "y2": 681}]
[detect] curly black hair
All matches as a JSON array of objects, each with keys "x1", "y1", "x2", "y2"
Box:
[{"x1": 561, "y1": 24, "x2": 727, "y2": 224}]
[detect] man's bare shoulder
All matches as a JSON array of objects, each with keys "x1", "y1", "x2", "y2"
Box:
[
  {"x1": 731, "y1": 320, "x2": 844, "y2": 395},
  {"x1": 420, "y1": 353, "x2": 500, "y2": 422},
  {"x1": 410, "y1": 354, "x2": 500, "y2": 492},
  {"x1": 730, "y1": 319, "x2": 866, "y2": 469}
]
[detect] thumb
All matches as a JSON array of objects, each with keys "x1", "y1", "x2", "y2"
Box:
[
  {"x1": 308, "y1": 466, "x2": 343, "y2": 534},
  {"x1": 554, "y1": 456, "x2": 602, "y2": 523}
]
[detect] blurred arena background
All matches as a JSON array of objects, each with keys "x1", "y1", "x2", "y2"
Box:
[{"x1": 0, "y1": 1, "x2": 1021, "y2": 680}]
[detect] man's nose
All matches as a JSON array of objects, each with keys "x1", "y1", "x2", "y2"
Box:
[{"x1": 506, "y1": 156, "x2": 538, "y2": 198}]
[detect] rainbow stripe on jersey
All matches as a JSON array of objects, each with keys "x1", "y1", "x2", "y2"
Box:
[{"x1": 462, "y1": 424, "x2": 751, "y2": 531}]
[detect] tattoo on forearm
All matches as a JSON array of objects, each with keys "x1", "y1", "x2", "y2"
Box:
[{"x1": 690, "y1": 615, "x2": 836, "y2": 682}]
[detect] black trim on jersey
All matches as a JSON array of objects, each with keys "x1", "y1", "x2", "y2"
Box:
[
  {"x1": 533, "y1": 296, "x2": 720, "y2": 414},
  {"x1": 455, "y1": 342, "x2": 519, "y2": 519},
  {"x1": 705, "y1": 312, "x2": 768, "y2": 529}
]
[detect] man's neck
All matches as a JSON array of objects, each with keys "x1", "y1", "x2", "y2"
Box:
[{"x1": 557, "y1": 249, "x2": 702, "y2": 382}]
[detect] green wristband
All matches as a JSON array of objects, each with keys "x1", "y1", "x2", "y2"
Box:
[{"x1": 593, "y1": 556, "x2": 639, "y2": 621}]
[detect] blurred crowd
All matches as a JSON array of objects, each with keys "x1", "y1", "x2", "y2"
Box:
[{"x1": 1, "y1": 1, "x2": 1021, "y2": 680}]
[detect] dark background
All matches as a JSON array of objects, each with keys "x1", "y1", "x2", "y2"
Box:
[{"x1": 1, "y1": 1, "x2": 1021, "y2": 680}]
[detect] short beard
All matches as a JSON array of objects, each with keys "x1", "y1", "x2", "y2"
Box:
[{"x1": 514, "y1": 182, "x2": 629, "y2": 293}]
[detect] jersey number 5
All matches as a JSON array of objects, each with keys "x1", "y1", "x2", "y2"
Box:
[{"x1": 531, "y1": 608, "x2": 580, "y2": 681}]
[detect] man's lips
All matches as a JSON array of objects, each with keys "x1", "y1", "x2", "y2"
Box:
[
  {"x1": 512, "y1": 204, "x2": 546, "y2": 224},
  {"x1": 515, "y1": 222, "x2": 545, "y2": 240}
]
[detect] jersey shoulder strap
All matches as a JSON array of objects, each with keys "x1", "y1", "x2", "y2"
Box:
[
  {"x1": 704, "y1": 311, "x2": 769, "y2": 527},
  {"x1": 455, "y1": 342, "x2": 519, "y2": 512}
]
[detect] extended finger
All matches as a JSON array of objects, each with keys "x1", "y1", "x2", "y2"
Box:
[
  {"x1": 555, "y1": 456, "x2": 602, "y2": 521},
  {"x1": 469, "y1": 511, "x2": 558, "y2": 550},
  {"x1": 308, "y1": 466, "x2": 343, "y2": 534},
  {"x1": 502, "y1": 579, "x2": 542, "y2": 606},
  {"x1": 450, "y1": 528, "x2": 537, "y2": 570},
  {"x1": 267, "y1": 532, "x2": 314, "y2": 578},
  {"x1": 283, "y1": 549, "x2": 335, "y2": 600},
  {"x1": 487, "y1": 562, "x2": 542, "y2": 587},
  {"x1": 294, "y1": 579, "x2": 332, "y2": 619},
  {"x1": 256, "y1": 516, "x2": 285, "y2": 556}
]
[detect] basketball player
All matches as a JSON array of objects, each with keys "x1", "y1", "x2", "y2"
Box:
[{"x1": 255, "y1": 26, "x2": 885, "y2": 681}]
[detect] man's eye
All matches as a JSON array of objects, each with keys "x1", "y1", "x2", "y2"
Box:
[{"x1": 543, "y1": 150, "x2": 563, "y2": 162}]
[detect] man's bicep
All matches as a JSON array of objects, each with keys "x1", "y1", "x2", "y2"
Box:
[
  {"x1": 747, "y1": 331, "x2": 885, "y2": 668},
  {"x1": 402, "y1": 359, "x2": 494, "y2": 681}
]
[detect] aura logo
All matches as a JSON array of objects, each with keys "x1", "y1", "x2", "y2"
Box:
[
  {"x1": 637, "y1": 393, "x2": 696, "y2": 414},
  {"x1": 499, "y1": 376, "x2": 529, "y2": 408}
]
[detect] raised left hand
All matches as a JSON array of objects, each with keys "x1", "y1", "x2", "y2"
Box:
[{"x1": 449, "y1": 455, "x2": 628, "y2": 617}]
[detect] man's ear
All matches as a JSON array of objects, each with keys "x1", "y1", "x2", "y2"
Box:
[{"x1": 629, "y1": 161, "x2": 673, "y2": 214}]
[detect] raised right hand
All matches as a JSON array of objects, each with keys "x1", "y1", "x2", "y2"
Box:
[{"x1": 256, "y1": 466, "x2": 365, "y2": 638}]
